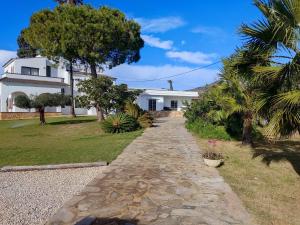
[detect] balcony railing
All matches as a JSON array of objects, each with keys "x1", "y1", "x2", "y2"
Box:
[{"x1": 1, "y1": 72, "x2": 65, "y2": 83}]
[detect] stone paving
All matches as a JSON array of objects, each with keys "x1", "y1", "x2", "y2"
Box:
[{"x1": 47, "y1": 118, "x2": 254, "y2": 225}]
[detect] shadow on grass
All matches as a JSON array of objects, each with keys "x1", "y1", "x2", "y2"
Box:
[
  {"x1": 48, "y1": 118, "x2": 97, "y2": 125},
  {"x1": 75, "y1": 217, "x2": 139, "y2": 225},
  {"x1": 252, "y1": 140, "x2": 300, "y2": 176}
]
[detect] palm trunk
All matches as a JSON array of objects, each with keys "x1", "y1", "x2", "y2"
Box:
[
  {"x1": 69, "y1": 63, "x2": 76, "y2": 118},
  {"x1": 96, "y1": 104, "x2": 105, "y2": 121},
  {"x1": 242, "y1": 112, "x2": 253, "y2": 145},
  {"x1": 39, "y1": 107, "x2": 46, "y2": 125}
]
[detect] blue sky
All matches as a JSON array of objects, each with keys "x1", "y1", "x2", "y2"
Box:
[{"x1": 0, "y1": 0, "x2": 261, "y2": 90}]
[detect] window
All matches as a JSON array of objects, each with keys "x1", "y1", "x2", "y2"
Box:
[
  {"x1": 21, "y1": 67, "x2": 39, "y2": 76},
  {"x1": 148, "y1": 99, "x2": 157, "y2": 111},
  {"x1": 171, "y1": 100, "x2": 178, "y2": 110},
  {"x1": 46, "y1": 66, "x2": 51, "y2": 77}
]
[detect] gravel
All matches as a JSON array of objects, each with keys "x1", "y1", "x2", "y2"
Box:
[{"x1": 0, "y1": 167, "x2": 104, "y2": 225}]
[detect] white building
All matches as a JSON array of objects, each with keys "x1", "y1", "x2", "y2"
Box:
[
  {"x1": 0, "y1": 56, "x2": 199, "y2": 118},
  {"x1": 136, "y1": 89, "x2": 198, "y2": 112},
  {"x1": 0, "y1": 56, "x2": 115, "y2": 115}
]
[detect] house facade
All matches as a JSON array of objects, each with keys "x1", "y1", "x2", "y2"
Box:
[
  {"x1": 136, "y1": 89, "x2": 198, "y2": 112},
  {"x1": 0, "y1": 56, "x2": 115, "y2": 116}
]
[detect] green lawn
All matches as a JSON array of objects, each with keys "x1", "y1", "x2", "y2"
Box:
[{"x1": 0, "y1": 116, "x2": 142, "y2": 167}]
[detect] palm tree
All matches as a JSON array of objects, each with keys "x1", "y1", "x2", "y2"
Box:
[
  {"x1": 218, "y1": 53, "x2": 261, "y2": 145},
  {"x1": 240, "y1": 0, "x2": 300, "y2": 138}
]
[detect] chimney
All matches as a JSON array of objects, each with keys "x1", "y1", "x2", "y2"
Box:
[{"x1": 168, "y1": 80, "x2": 174, "y2": 91}]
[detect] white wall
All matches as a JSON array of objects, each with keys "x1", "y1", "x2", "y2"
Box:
[
  {"x1": 136, "y1": 95, "x2": 164, "y2": 111},
  {"x1": 0, "y1": 81, "x2": 62, "y2": 112},
  {"x1": 137, "y1": 94, "x2": 195, "y2": 111}
]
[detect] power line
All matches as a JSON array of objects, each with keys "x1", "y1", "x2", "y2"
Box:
[{"x1": 117, "y1": 60, "x2": 222, "y2": 83}]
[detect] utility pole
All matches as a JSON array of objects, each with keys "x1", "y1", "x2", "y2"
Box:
[{"x1": 168, "y1": 80, "x2": 174, "y2": 91}]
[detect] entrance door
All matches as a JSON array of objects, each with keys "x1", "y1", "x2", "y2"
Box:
[{"x1": 148, "y1": 99, "x2": 157, "y2": 111}]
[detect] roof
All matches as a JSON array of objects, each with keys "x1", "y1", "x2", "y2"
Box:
[{"x1": 138, "y1": 88, "x2": 199, "y2": 97}]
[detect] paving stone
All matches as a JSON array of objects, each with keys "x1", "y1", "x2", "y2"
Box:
[{"x1": 47, "y1": 118, "x2": 254, "y2": 225}]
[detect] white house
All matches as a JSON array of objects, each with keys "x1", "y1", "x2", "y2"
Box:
[
  {"x1": 0, "y1": 56, "x2": 199, "y2": 119},
  {"x1": 136, "y1": 89, "x2": 198, "y2": 112},
  {"x1": 0, "y1": 56, "x2": 116, "y2": 116}
]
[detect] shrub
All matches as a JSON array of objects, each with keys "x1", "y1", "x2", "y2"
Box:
[
  {"x1": 102, "y1": 113, "x2": 139, "y2": 133},
  {"x1": 124, "y1": 101, "x2": 141, "y2": 119},
  {"x1": 138, "y1": 112, "x2": 154, "y2": 128},
  {"x1": 186, "y1": 119, "x2": 231, "y2": 141},
  {"x1": 225, "y1": 113, "x2": 243, "y2": 139},
  {"x1": 124, "y1": 101, "x2": 154, "y2": 128}
]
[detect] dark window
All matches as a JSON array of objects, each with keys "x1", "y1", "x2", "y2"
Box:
[
  {"x1": 46, "y1": 66, "x2": 51, "y2": 77},
  {"x1": 148, "y1": 99, "x2": 157, "y2": 111},
  {"x1": 61, "y1": 88, "x2": 65, "y2": 94},
  {"x1": 171, "y1": 100, "x2": 178, "y2": 109},
  {"x1": 21, "y1": 67, "x2": 39, "y2": 76}
]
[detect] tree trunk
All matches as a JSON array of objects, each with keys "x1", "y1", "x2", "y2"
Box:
[
  {"x1": 69, "y1": 63, "x2": 76, "y2": 118},
  {"x1": 242, "y1": 112, "x2": 253, "y2": 145},
  {"x1": 96, "y1": 104, "x2": 105, "y2": 122},
  {"x1": 39, "y1": 107, "x2": 46, "y2": 125},
  {"x1": 90, "y1": 63, "x2": 97, "y2": 78}
]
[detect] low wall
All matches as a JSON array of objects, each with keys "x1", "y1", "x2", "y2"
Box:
[
  {"x1": 150, "y1": 111, "x2": 184, "y2": 118},
  {"x1": 0, "y1": 112, "x2": 62, "y2": 120}
]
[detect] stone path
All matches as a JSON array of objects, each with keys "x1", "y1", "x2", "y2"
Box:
[{"x1": 48, "y1": 118, "x2": 253, "y2": 225}]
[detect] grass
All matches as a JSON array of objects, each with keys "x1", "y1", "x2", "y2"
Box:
[
  {"x1": 0, "y1": 116, "x2": 142, "y2": 167},
  {"x1": 196, "y1": 137, "x2": 300, "y2": 225}
]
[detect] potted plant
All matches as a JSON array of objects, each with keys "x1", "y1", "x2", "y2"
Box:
[{"x1": 202, "y1": 152, "x2": 224, "y2": 167}]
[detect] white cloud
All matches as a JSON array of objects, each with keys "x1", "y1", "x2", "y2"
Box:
[
  {"x1": 166, "y1": 51, "x2": 217, "y2": 65},
  {"x1": 141, "y1": 34, "x2": 173, "y2": 50},
  {"x1": 0, "y1": 50, "x2": 17, "y2": 73},
  {"x1": 136, "y1": 17, "x2": 185, "y2": 33},
  {"x1": 191, "y1": 26, "x2": 226, "y2": 37},
  {"x1": 105, "y1": 64, "x2": 219, "y2": 90}
]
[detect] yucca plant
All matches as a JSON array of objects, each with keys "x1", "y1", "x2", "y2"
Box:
[
  {"x1": 124, "y1": 101, "x2": 141, "y2": 119},
  {"x1": 101, "y1": 113, "x2": 139, "y2": 133},
  {"x1": 138, "y1": 112, "x2": 154, "y2": 128},
  {"x1": 125, "y1": 101, "x2": 154, "y2": 128}
]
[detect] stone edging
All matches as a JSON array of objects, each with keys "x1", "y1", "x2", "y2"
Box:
[{"x1": 0, "y1": 161, "x2": 107, "y2": 172}]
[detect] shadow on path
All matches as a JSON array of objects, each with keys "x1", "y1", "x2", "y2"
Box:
[{"x1": 75, "y1": 217, "x2": 139, "y2": 225}]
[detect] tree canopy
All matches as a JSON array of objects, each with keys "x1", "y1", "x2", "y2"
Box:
[
  {"x1": 17, "y1": 30, "x2": 38, "y2": 58},
  {"x1": 76, "y1": 76, "x2": 140, "y2": 121},
  {"x1": 15, "y1": 93, "x2": 70, "y2": 125}
]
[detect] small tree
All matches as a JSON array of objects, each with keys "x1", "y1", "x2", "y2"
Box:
[
  {"x1": 77, "y1": 77, "x2": 140, "y2": 121},
  {"x1": 15, "y1": 93, "x2": 70, "y2": 125}
]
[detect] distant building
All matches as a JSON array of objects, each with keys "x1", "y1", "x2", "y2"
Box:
[{"x1": 136, "y1": 88, "x2": 198, "y2": 112}]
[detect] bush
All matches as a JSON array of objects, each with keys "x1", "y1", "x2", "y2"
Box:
[
  {"x1": 225, "y1": 113, "x2": 243, "y2": 139},
  {"x1": 186, "y1": 119, "x2": 231, "y2": 141},
  {"x1": 124, "y1": 101, "x2": 154, "y2": 128},
  {"x1": 102, "y1": 113, "x2": 139, "y2": 133},
  {"x1": 124, "y1": 101, "x2": 141, "y2": 119},
  {"x1": 138, "y1": 112, "x2": 154, "y2": 128}
]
